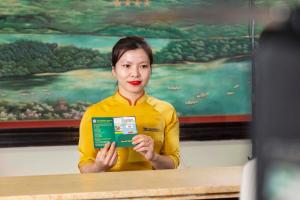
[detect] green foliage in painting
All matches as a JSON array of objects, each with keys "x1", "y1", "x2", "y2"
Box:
[
  {"x1": 0, "y1": 37, "x2": 252, "y2": 77},
  {"x1": 155, "y1": 38, "x2": 251, "y2": 63},
  {"x1": 0, "y1": 100, "x2": 89, "y2": 120},
  {"x1": 0, "y1": 40, "x2": 110, "y2": 77},
  {"x1": 0, "y1": 0, "x2": 251, "y2": 38}
]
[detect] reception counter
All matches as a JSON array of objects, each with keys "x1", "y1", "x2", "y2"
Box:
[{"x1": 0, "y1": 166, "x2": 242, "y2": 200}]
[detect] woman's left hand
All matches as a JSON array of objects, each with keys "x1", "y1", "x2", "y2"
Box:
[{"x1": 132, "y1": 134, "x2": 155, "y2": 161}]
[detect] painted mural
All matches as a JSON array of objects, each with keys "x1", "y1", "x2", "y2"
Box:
[{"x1": 0, "y1": 0, "x2": 254, "y2": 122}]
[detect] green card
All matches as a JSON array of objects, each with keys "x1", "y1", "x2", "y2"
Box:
[{"x1": 92, "y1": 116, "x2": 138, "y2": 148}]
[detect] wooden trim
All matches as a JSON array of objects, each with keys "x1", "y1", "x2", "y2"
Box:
[
  {"x1": 179, "y1": 115, "x2": 251, "y2": 123},
  {"x1": 0, "y1": 120, "x2": 79, "y2": 129}
]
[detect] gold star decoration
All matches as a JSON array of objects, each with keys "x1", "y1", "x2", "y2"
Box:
[{"x1": 114, "y1": 0, "x2": 150, "y2": 7}]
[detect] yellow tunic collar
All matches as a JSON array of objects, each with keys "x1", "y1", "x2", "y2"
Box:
[{"x1": 114, "y1": 91, "x2": 148, "y2": 106}]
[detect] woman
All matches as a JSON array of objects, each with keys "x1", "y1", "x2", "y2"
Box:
[{"x1": 78, "y1": 36, "x2": 180, "y2": 173}]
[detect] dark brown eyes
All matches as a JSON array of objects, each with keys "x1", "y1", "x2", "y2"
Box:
[
  {"x1": 121, "y1": 64, "x2": 149, "y2": 69},
  {"x1": 141, "y1": 65, "x2": 149, "y2": 68}
]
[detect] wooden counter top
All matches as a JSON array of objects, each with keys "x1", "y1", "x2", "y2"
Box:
[{"x1": 0, "y1": 166, "x2": 242, "y2": 200}]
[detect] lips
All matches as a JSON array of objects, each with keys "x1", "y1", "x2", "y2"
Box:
[{"x1": 128, "y1": 81, "x2": 142, "y2": 86}]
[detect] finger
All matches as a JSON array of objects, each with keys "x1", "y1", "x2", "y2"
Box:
[
  {"x1": 132, "y1": 136, "x2": 144, "y2": 144},
  {"x1": 102, "y1": 142, "x2": 110, "y2": 152},
  {"x1": 134, "y1": 140, "x2": 151, "y2": 150},
  {"x1": 134, "y1": 140, "x2": 150, "y2": 148},
  {"x1": 98, "y1": 142, "x2": 110, "y2": 161},
  {"x1": 104, "y1": 142, "x2": 115, "y2": 164},
  {"x1": 132, "y1": 134, "x2": 148, "y2": 141},
  {"x1": 133, "y1": 138, "x2": 153, "y2": 151},
  {"x1": 132, "y1": 135, "x2": 150, "y2": 145},
  {"x1": 109, "y1": 149, "x2": 117, "y2": 166},
  {"x1": 132, "y1": 134, "x2": 145, "y2": 140},
  {"x1": 134, "y1": 146, "x2": 149, "y2": 153}
]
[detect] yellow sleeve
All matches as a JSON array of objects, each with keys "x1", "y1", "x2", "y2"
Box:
[
  {"x1": 78, "y1": 108, "x2": 97, "y2": 169},
  {"x1": 161, "y1": 107, "x2": 180, "y2": 168}
]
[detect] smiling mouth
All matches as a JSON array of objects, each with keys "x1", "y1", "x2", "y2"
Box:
[{"x1": 128, "y1": 81, "x2": 142, "y2": 86}]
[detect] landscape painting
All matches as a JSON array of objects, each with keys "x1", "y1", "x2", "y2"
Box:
[{"x1": 0, "y1": 0, "x2": 253, "y2": 127}]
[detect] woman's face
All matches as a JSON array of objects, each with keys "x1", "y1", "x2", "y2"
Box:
[{"x1": 112, "y1": 48, "x2": 151, "y2": 98}]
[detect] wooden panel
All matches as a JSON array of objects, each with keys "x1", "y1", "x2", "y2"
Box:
[{"x1": 0, "y1": 122, "x2": 250, "y2": 147}]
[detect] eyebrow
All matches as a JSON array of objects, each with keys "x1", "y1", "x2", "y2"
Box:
[{"x1": 121, "y1": 61, "x2": 149, "y2": 64}]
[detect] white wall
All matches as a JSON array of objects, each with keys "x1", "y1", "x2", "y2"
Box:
[
  {"x1": 180, "y1": 140, "x2": 252, "y2": 169},
  {"x1": 0, "y1": 145, "x2": 79, "y2": 176},
  {"x1": 0, "y1": 139, "x2": 252, "y2": 177}
]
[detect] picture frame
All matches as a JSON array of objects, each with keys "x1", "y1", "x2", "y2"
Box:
[{"x1": 0, "y1": 0, "x2": 253, "y2": 147}]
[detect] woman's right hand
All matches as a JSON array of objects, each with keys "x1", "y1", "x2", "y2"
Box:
[{"x1": 94, "y1": 142, "x2": 118, "y2": 172}]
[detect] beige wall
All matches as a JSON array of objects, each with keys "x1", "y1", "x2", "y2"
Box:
[
  {"x1": 180, "y1": 140, "x2": 252, "y2": 169},
  {"x1": 0, "y1": 139, "x2": 252, "y2": 176}
]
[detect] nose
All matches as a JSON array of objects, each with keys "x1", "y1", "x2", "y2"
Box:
[{"x1": 130, "y1": 66, "x2": 140, "y2": 78}]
